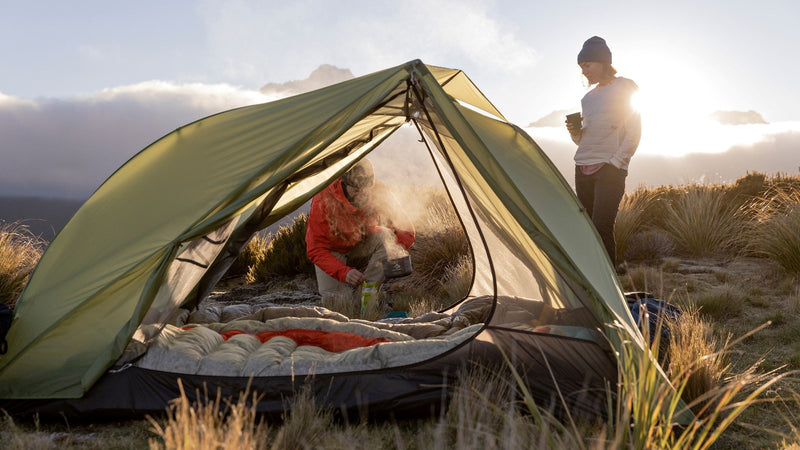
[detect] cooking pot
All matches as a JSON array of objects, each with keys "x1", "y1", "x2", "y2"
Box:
[{"x1": 383, "y1": 255, "x2": 413, "y2": 278}]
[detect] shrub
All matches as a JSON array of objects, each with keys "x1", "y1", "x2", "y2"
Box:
[
  {"x1": 404, "y1": 192, "x2": 472, "y2": 300},
  {"x1": 724, "y1": 171, "x2": 769, "y2": 205},
  {"x1": 226, "y1": 233, "x2": 269, "y2": 279},
  {"x1": 691, "y1": 283, "x2": 745, "y2": 320},
  {"x1": 658, "y1": 185, "x2": 744, "y2": 257},
  {"x1": 624, "y1": 230, "x2": 675, "y2": 262},
  {"x1": 409, "y1": 193, "x2": 470, "y2": 272},
  {"x1": 744, "y1": 190, "x2": 800, "y2": 274},
  {"x1": 0, "y1": 221, "x2": 45, "y2": 307},
  {"x1": 440, "y1": 254, "x2": 473, "y2": 302},
  {"x1": 246, "y1": 214, "x2": 314, "y2": 283},
  {"x1": 620, "y1": 265, "x2": 664, "y2": 295}
]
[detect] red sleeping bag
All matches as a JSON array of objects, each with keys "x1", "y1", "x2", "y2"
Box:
[{"x1": 181, "y1": 327, "x2": 392, "y2": 353}]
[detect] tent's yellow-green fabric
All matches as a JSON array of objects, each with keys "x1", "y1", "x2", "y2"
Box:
[{"x1": 1, "y1": 60, "x2": 645, "y2": 401}]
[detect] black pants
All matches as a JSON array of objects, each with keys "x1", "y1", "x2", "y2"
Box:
[{"x1": 575, "y1": 164, "x2": 627, "y2": 267}]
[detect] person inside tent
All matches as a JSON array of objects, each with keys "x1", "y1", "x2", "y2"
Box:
[
  {"x1": 565, "y1": 36, "x2": 641, "y2": 273},
  {"x1": 305, "y1": 158, "x2": 415, "y2": 305}
]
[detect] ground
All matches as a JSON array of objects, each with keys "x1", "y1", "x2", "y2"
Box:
[{"x1": 2, "y1": 256, "x2": 799, "y2": 448}]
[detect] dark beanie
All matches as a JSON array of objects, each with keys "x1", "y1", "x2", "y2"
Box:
[
  {"x1": 577, "y1": 36, "x2": 612, "y2": 64},
  {"x1": 342, "y1": 158, "x2": 375, "y2": 189}
]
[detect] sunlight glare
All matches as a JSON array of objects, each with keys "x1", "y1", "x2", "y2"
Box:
[
  {"x1": 527, "y1": 50, "x2": 795, "y2": 161},
  {"x1": 628, "y1": 59, "x2": 721, "y2": 157}
]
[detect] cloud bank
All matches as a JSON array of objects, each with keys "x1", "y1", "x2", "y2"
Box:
[
  {"x1": 532, "y1": 128, "x2": 800, "y2": 191},
  {"x1": 2, "y1": 66, "x2": 798, "y2": 201},
  {"x1": 0, "y1": 83, "x2": 272, "y2": 198}
]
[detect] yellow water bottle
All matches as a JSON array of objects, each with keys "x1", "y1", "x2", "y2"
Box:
[{"x1": 361, "y1": 280, "x2": 378, "y2": 318}]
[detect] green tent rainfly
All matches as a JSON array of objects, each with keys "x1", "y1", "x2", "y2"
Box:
[{"x1": 0, "y1": 60, "x2": 678, "y2": 421}]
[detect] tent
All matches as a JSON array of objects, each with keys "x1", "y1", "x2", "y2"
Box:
[{"x1": 0, "y1": 60, "x2": 658, "y2": 419}]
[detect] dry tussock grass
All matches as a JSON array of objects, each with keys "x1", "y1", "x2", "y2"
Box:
[
  {"x1": 147, "y1": 380, "x2": 268, "y2": 450},
  {"x1": 615, "y1": 187, "x2": 659, "y2": 262},
  {"x1": 8, "y1": 173, "x2": 800, "y2": 447},
  {"x1": 0, "y1": 221, "x2": 45, "y2": 307},
  {"x1": 659, "y1": 185, "x2": 744, "y2": 257},
  {"x1": 665, "y1": 304, "x2": 730, "y2": 406},
  {"x1": 744, "y1": 189, "x2": 800, "y2": 274}
]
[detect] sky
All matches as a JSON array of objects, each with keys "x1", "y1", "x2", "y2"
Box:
[{"x1": 1, "y1": 0, "x2": 799, "y2": 198}]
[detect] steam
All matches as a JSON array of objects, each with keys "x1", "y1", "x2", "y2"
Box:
[{"x1": 384, "y1": 238, "x2": 408, "y2": 260}]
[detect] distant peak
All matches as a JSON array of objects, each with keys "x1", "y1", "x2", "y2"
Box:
[
  {"x1": 710, "y1": 110, "x2": 767, "y2": 125},
  {"x1": 260, "y1": 65, "x2": 354, "y2": 96}
]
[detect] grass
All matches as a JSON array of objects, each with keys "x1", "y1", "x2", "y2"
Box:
[
  {"x1": 0, "y1": 221, "x2": 45, "y2": 307},
  {"x1": 147, "y1": 380, "x2": 269, "y2": 450},
  {"x1": 658, "y1": 185, "x2": 744, "y2": 258},
  {"x1": 2, "y1": 267, "x2": 800, "y2": 448},
  {"x1": 615, "y1": 187, "x2": 659, "y2": 262},
  {"x1": 1, "y1": 412, "x2": 153, "y2": 449},
  {"x1": 138, "y1": 330, "x2": 786, "y2": 450},
  {"x1": 745, "y1": 189, "x2": 800, "y2": 274},
  {"x1": 5, "y1": 172, "x2": 800, "y2": 448},
  {"x1": 320, "y1": 291, "x2": 360, "y2": 320},
  {"x1": 608, "y1": 323, "x2": 785, "y2": 449},
  {"x1": 664, "y1": 304, "x2": 730, "y2": 406}
]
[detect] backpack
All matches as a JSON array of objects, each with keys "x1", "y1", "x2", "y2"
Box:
[
  {"x1": 625, "y1": 292, "x2": 682, "y2": 358},
  {"x1": 0, "y1": 303, "x2": 12, "y2": 355}
]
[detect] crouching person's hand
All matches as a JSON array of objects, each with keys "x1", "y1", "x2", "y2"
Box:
[{"x1": 346, "y1": 269, "x2": 366, "y2": 285}]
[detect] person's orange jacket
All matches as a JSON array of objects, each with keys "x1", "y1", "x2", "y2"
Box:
[{"x1": 305, "y1": 178, "x2": 414, "y2": 282}]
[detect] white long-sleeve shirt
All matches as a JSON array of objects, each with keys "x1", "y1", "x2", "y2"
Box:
[{"x1": 571, "y1": 77, "x2": 641, "y2": 170}]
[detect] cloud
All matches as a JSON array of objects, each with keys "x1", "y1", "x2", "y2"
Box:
[
  {"x1": 198, "y1": 0, "x2": 538, "y2": 87},
  {"x1": 0, "y1": 82, "x2": 272, "y2": 198},
  {"x1": 531, "y1": 127, "x2": 800, "y2": 191}
]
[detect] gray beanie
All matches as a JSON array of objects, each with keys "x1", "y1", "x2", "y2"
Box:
[
  {"x1": 342, "y1": 158, "x2": 375, "y2": 189},
  {"x1": 577, "y1": 36, "x2": 612, "y2": 64}
]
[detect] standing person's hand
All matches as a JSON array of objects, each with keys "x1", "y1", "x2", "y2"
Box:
[
  {"x1": 565, "y1": 118, "x2": 581, "y2": 135},
  {"x1": 346, "y1": 269, "x2": 366, "y2": 285},
  {"x1": 565, "y1": 120, "x2": 577, "y2": 134}
]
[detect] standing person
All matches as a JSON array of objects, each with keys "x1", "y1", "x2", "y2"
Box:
[
  {"x1": 305, "y1": 158, "x2": 415, "y2": 305},
  {"x1": 566, "y1": 36, "x2": 641, "y2": 271}
]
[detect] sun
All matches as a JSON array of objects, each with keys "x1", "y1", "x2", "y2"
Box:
[{"x1": 626, "y1": 60, "x2": 719, "y2": 157}]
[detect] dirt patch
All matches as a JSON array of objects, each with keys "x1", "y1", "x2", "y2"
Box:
[{"x1": 206, "y1": 275, "x2": 320, "y2": 307}]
